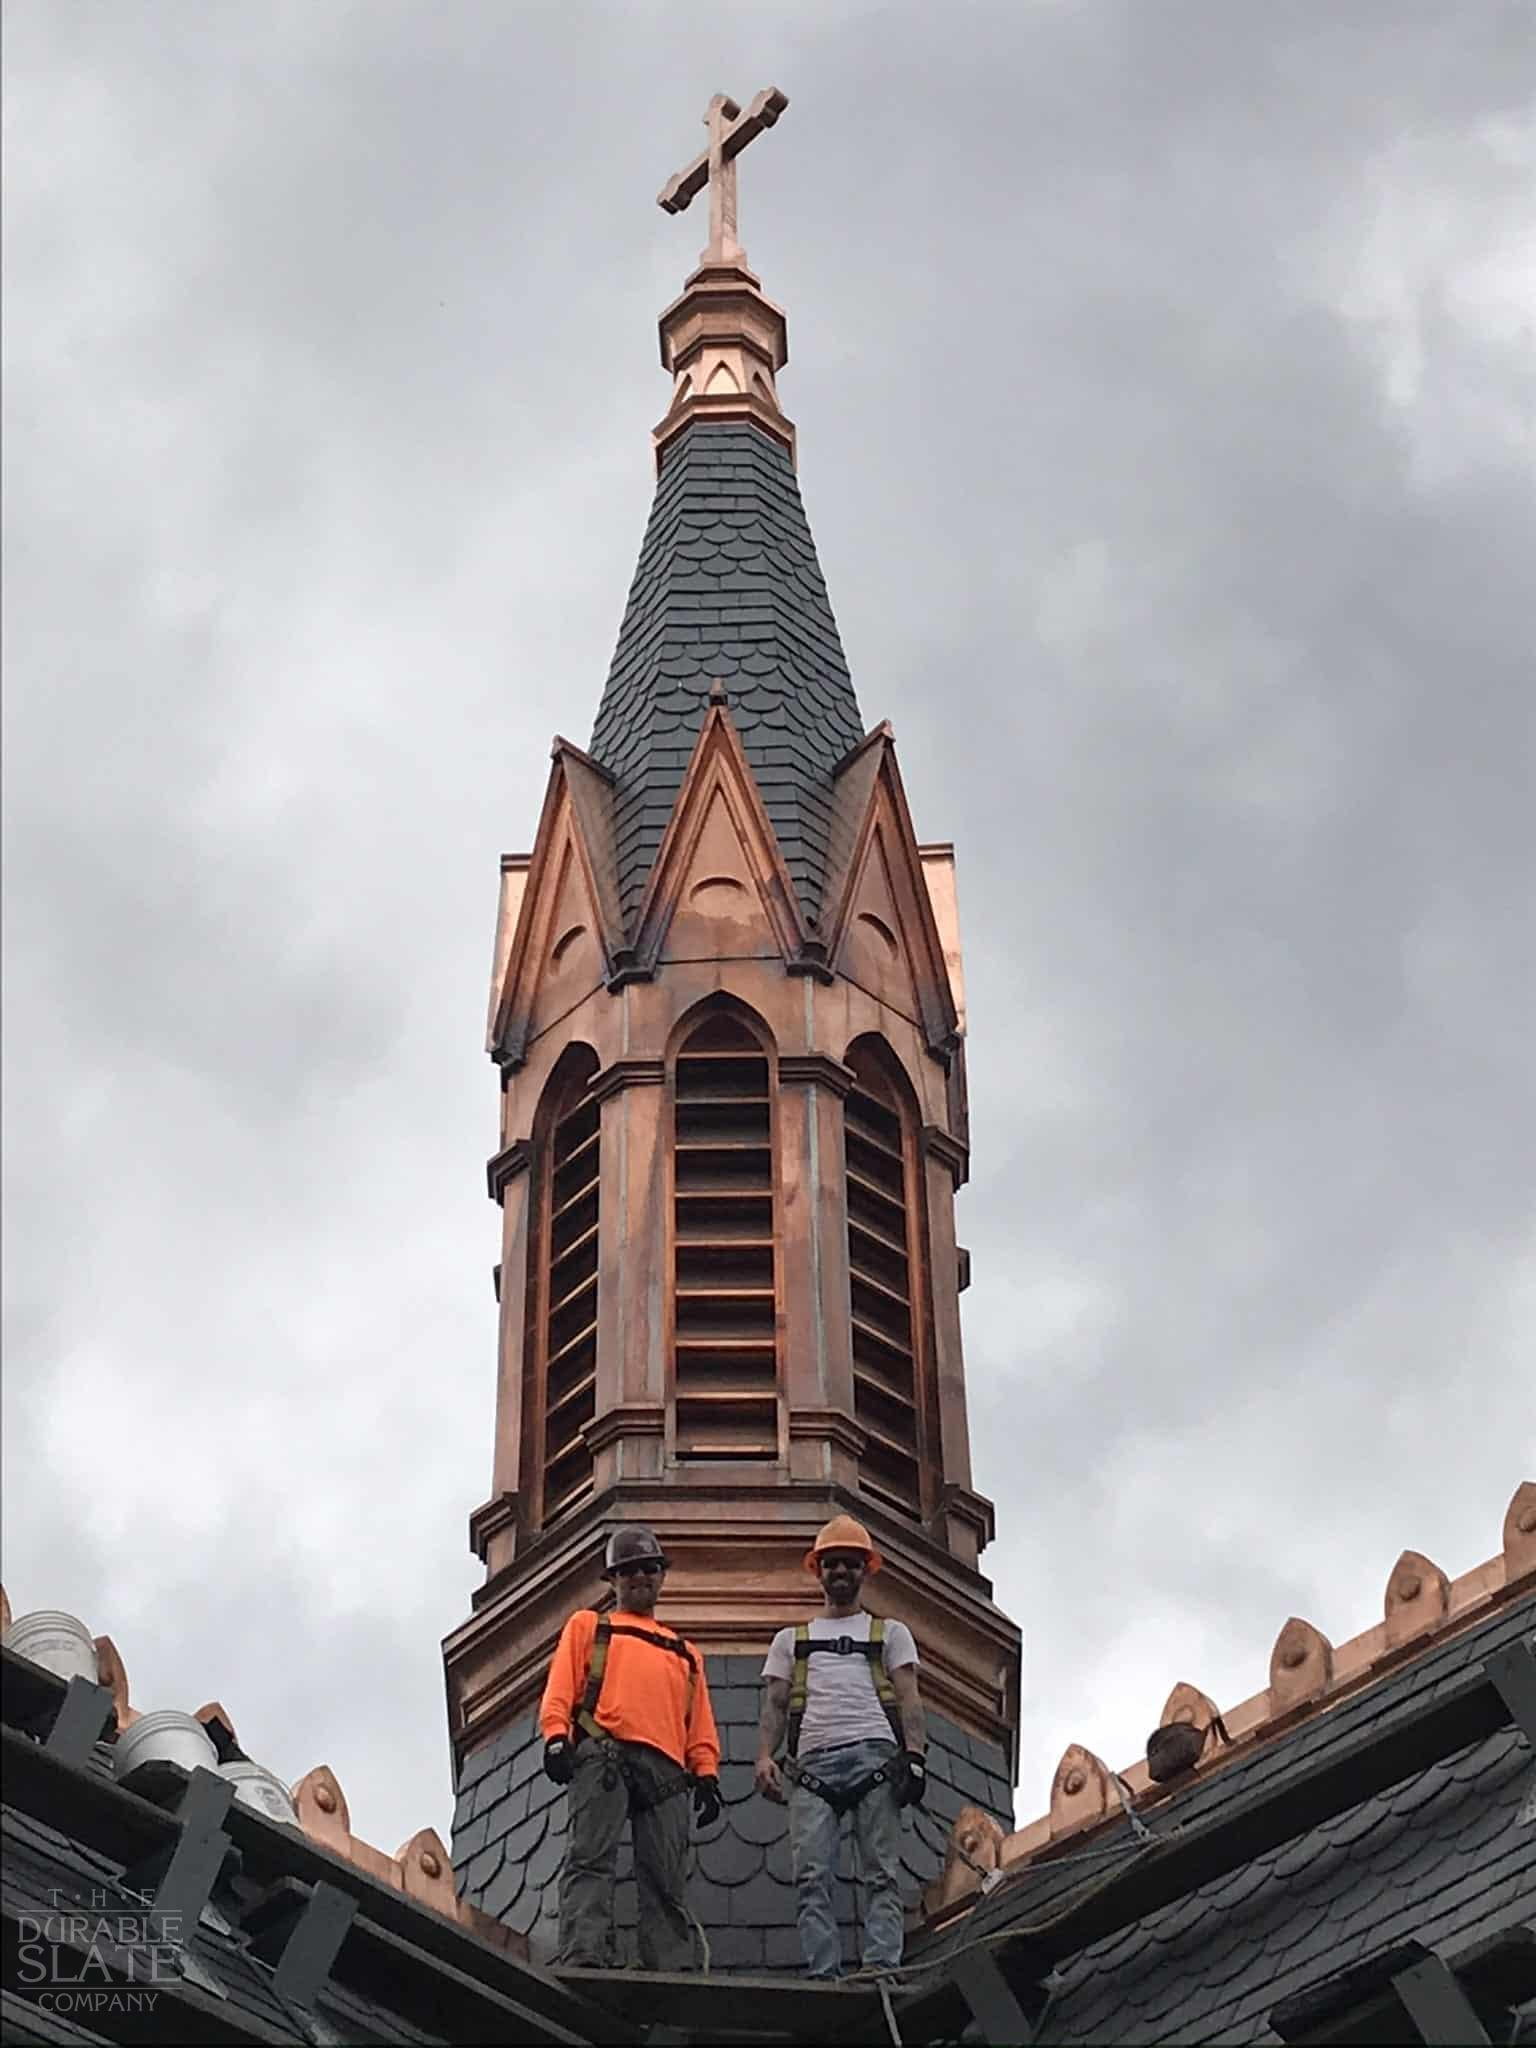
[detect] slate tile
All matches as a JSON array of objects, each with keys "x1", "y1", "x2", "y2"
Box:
[
  {"x1": 451, "y1": 1809, "x2": 491, "y2": 1863},
  {"x1": 470, "y1": 1759, "x2": 512, "y2": 1816},
  {"x1": 729, "y1": 1866, "x2": 794, "y2": 1927},
  {"x1": 507, "y1": 1731, "x2": 545, "y2": 1790},
  {"x1": 459, "y1": 1837, "x2": 505, "y2": 1897},
  {"x1": 480, "y1": 1854, "x2": 525, "y2": 1921},
  {"x1": 456, "y1": 1740, "x2": 503, "y2": 1792},
  {"x1": 500, "y1": 1803, "x2": 550, "y2": 1871},
  {"x1": 764, "y1": 1925, "x2": 805, "y2": 1970},
  {"x1": 524, "y1": 1827, "x2": 567, "y2": 1892},
  {"x1": 507, "y1": 1888, "x2": 544, "y2": 1939},
  {"x1": 489, "y1": 1777, "x2": 534, "y2": 1838},
  {"x1": 718, "y1": 1762, "x2": 756, "y2": 1810},
  {"x1": 706, "y1": 1926, "x2": 766, "y2": 1971},
  {"x1": 698, "y1": 1826, "x2": 762, "y2": 1889}
]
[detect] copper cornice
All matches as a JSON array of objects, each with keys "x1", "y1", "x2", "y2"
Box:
[
  {"x1": 788, "y1": 1407, "x2": 867, "y2": 1459},
  {"x1": 485, "y1": 1138, "x2": 531, "y2": 1205},
  {"x1": 583, "y1": 1405, "x2": 666, "y2": 1455},
  {"x1": 468, "y1": 1490, "x2": 518, "y2": 1565},
  {"x1": 587, "y1": 1056, "x2": 666, "y2": 1106},
  {"x1": 921, "y1": 1123, "x2": 970, "y2": 1184},
  {"x1": 777, "y1": 1054, "x2": 856, "y2": 1097}
]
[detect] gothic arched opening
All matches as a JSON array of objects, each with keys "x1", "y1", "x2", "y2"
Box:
[
  {"x1": 527, "y1": 1043, "x2": 601, "y2": 1526},
  {"x1": 844, "y1": 1036, "x2": 927, "y2": 1518},
  {"x1": 670, "y1": 1006, "x2": 780, "y2": 1461}
]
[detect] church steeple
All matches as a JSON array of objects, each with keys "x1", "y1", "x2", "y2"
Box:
[
  {"x1": 447, "y1": 100, "x2": 1020, "y2": 1966},
  {"x1": 591, "y1": 88, "x2": 864, "y2": 932}
]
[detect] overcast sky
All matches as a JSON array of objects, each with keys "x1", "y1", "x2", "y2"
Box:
[{"x1": 5, "y1": 1, "x2": 1533, "y2": 1857}]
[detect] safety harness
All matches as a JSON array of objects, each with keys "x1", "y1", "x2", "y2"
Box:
[
  {"x1": 573, "y1": 1612, "x2": 697, "y2": 1811},
  {"x1": 784, "y1": 1618, "x2": 908, "y2": 1816}
]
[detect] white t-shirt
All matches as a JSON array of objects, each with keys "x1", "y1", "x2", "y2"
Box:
[{"x1": 762, "y1": 1612, "x2": 918, "y2": 1758}]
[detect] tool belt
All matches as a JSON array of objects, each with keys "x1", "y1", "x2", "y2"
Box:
[
  {"x1": 786, "y1": 1748, "x2": 905, "y2": 1818},
  {"x1": 582, "y1": 1732, "x2": 692, "y2": 1814}
]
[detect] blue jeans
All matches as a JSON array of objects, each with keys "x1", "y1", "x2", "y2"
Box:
[{"x1": 788, "y1": 1738, "x2": 903, "y2": 1978}]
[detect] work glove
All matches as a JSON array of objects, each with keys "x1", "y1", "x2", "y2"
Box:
[
  {"x1": 690, "y1": 1774, "x2": 722, "y2": 1828},
  {"x1": 543, "y1": 1737, "x2": 575, "y2": 1786},
  {"x1": 898, "y1": 1752, "x2": 927, "y2": 1808}
]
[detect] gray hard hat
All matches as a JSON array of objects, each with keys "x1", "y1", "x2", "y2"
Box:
[{"x1": 603, "y1": 1525, "x2": 670, "y2": 1574}]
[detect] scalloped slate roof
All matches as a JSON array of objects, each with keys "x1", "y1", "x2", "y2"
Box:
[
  {"x1": 908, "y1": 1593, "x2": 1536, "y2": 2045},
  {"x1": 451, "y1": 1653, "x2": 1014, "y2": 1973},
  {"x1": 588, "y1": 423, "x2": 866, "y2": 929}
]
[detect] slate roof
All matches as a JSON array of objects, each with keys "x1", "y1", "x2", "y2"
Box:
[
  {"x1": 906, "y1": 1591, "x2": 1536, "y2": 2045},
  {"x1": 588, "y1": 422, "x2": 866, "y2": 929},
  {"x1": 1, "y1": 1647, "x2": 625, "y2": 2047},
  {"x1": 452, "y1": 1652, "x2": 1015, "y2": 1973}
]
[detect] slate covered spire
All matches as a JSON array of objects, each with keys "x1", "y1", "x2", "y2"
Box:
[
  {"x1": 589, "y1": 422, "x2": 865, "y2": 928},
  {"x1": 587, "y1": 87, "x2": 865, "y2": 929}
]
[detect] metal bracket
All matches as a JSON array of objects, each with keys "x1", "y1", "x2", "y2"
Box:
[
  {"x1": 1485, "y1": 1637, "x2": 1536, "y2": 1749},
  {"x1": 44, "y1": 1676, "x2": 116, "y2": 1768},
  {"x1": 1393, "y1": 1954, "x2": 1492, "y2": 2046},
  {"x1": 272, "y1": 1882, "x2": 359, "y2": 2009},
  {"x1": 952, "y1": 1947, "x2": 1038, "y2": 2046},
  {"x1": 121, "y1": 1767, "x2": 235, "y2": 1952}
]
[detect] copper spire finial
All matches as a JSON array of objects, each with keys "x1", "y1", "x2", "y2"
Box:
[
  {"x1": 658, "y1": 88, "x2": 788, "y2": 269},
  {"x1": 651, "y1": 89, "x2": 796, "y2": 469}
]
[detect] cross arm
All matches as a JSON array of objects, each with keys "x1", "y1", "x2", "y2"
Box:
[{"x1": 656, "y1": 87, "x2": 789, "y2": 213}]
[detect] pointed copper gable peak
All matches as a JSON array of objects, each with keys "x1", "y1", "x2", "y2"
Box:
[
  {"x1": 654, "y1": 91, "x2": 794, "y2": 467},
  {"x1": 1384, "y1": 1547, "x2": 1450, "y2": 1647},
  {"x1": 1505, "y1": 1479, "x2": 1536, "y2": 1579},
  {"x1": 625, "y1": 695, "x2": 809, "y2": 974},
  {"x1": 1268, "y1": 1616, "x2": 1334, "y2": 1710}
]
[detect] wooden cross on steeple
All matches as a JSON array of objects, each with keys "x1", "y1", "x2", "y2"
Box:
[{"x1": 657, "y1": 88, "x2": 789, "y2": 265}]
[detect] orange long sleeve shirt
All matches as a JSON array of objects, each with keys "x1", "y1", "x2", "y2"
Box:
[{"x1": 539, "y1": 1609, "x2": 721, "y2": 1776}]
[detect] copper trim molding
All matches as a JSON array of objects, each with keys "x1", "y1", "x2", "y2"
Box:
[
  {"x1": 486, "y1": 1138, "x2": 531, "y2": 1206},
  {"x1": 588, "y1": 1056, "x2": 666, "y2": 1105},
  {"x1": 777, "y1": 1054, "x2": 856, "y2": 1096},
  {"x1": 468, "y1": 1490, "x2": 518, "y2": 1564},
  {"x1": 920, "y1": 1124, "x2": 969, "y2": 1182}
]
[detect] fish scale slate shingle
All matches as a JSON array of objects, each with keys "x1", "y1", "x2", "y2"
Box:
[
  {"x1": 589, "y1": 422, "x2": 866, "y2": 929},
  {"x1": 907, "y1": 1595, "x2": 1535, "y2": 2046},
  {"x1": 452, "y1": 1649, "x2": 1013, "y2": 1972}
]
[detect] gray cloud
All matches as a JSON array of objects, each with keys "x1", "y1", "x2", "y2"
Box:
[{"x1": 4, "y1": 1, "x2": 1532, "y2": 1847}]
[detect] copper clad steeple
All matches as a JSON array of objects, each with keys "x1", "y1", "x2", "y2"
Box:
[{"x1": 446, "y1": 101, "x2": 1021, "y2": 1966}]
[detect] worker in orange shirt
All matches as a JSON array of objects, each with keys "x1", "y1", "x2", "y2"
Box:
[{"x1": 540, "y1": 1525, "x2": 722, "y2": 1971}]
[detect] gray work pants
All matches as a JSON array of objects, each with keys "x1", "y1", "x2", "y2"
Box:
[{"x1": 557, "y1": 1737, "x2": 695, "y2": 1971}]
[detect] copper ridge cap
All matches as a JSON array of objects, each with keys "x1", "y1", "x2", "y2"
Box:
[
  {"x1": 653, "y1": 90, "x2": 796, "y2": 469},
  {"x1": 921, "y1": 1480, "x2": 1536, "y2": 1924}
]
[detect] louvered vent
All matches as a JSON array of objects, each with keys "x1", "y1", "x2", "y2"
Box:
[
  {"x1": 845, "y1": 1056, "x2": 921, "y2": 1513},
  {"x1": 672, "y1": 1014, "x2": 780, "y2": 1459},
  {"x1": 542, "y1": 1086, "x2": 599, "y2": 1521}
]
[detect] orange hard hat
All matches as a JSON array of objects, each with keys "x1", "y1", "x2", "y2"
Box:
[{"x1": 804, "y1": 1514, "x2": 882, "y2": 1575}]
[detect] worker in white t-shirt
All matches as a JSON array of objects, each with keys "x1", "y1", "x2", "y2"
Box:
[{"x1": 755, "y1": 1515, "x2": 927, "y2": 1979}]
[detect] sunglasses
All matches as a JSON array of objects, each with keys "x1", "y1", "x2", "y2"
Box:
[
  {"x1": 817, "y1": 1554, "x2": 868, "y2": 1572},
  {"x1": 616, "y1": 1560, "x2": 665, "y2": 1577}
]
